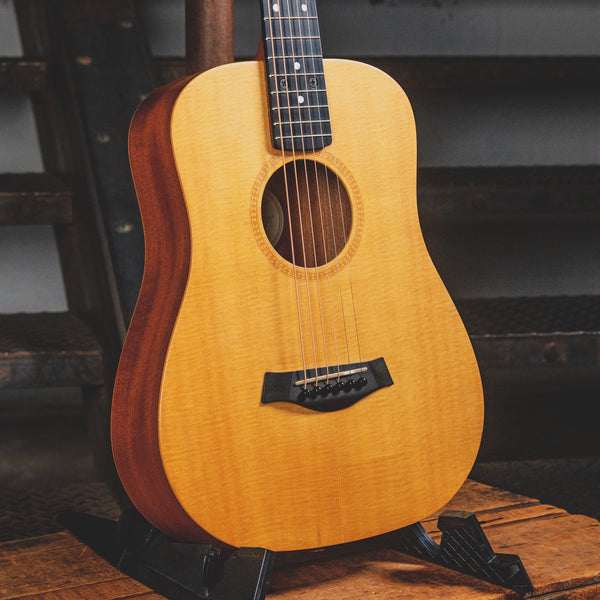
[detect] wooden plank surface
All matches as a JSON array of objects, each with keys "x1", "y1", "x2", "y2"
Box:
[
  {"x1": 1, "y1": 481, "x2": 600, "y2": 599},
  {"x1": 0, "y1": 173, "x2": 72, "y2": 225},
  {"x1": 0, "y1": 58, "x2": 47, "y2": 91},
  {"x1": 0, "y1": 312, "x2": 103, "y2": 388}
]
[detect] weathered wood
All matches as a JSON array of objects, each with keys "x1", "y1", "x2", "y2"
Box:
[
  {"x1": 418, "y1": 166, "x2": 600, "y2": 219},
  {"x1": 13, "y1": 1, "x2": 70, "y2": 177},
  {"x1": 457, "y1": 296, "x2": 600, "y2": 369},
  {"x1": 112, "y1": 59, "x2": 483, "y2": 551},
  {"x1": 0, "y1": 173, "x2": 72, "y2": 224},
  {"x1": 0, "y1": 312, "x2": 103, "y2": 388},
  {"x1": 2, "y1": 481, "x2": 600, "y2": 599},
  {"x1": 0, "y1": 58, "x2": 47, "y2": 91},
  {"x1": 483, "y1": 514, "x2": 600, "y2": 597},
  {"x1": 56, "y1": 4, "x2": 157, "y2": 325},
  {"x1": 14, "y1": 0, "x2": 135, "y2": 354},
  {"x1": 185, "y1": 0, "x2": 234, "y2": 74},
  {"x1": 0, "y1": 532, "x2": 153, "y2": 599}
]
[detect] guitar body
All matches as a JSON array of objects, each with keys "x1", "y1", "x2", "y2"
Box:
[{"x1": 112, "y1": 59, "x2": 483, "y2": 552}]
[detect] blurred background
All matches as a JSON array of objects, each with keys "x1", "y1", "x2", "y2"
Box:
[{"x1": 1, "y1": 0, "x2": 599, "y2": 541}]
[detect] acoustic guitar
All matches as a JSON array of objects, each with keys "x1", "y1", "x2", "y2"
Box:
[{"x1": 111, "y1": 0, "x2": 484, "y2": 552}]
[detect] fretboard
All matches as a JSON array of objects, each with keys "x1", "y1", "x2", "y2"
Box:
[{"x1": 261, "y1": 0, "x2": 332, "y2": 152}]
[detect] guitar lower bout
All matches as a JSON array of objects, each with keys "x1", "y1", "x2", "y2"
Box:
[{"x1": 113, "y1": 58, "x2": 484, "y2": 552}]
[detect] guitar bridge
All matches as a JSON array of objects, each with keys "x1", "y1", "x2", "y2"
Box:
[{"x1": 261, "y1": 357, "x2": 393, "y2": 412}]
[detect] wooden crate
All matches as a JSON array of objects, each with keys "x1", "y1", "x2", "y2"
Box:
[{"x1": 1, "y1": 480, "x2": 600, "y2": 599}]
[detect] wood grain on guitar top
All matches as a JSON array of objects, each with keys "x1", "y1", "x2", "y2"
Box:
[{"x1": 112, "y1": 59, "x2": 484, "y2": 551}]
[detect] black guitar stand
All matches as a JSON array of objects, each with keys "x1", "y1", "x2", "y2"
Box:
[
  {"x1": 59, "y1": 508, "x2": 275, "y2": 600},
  {"x1": 60, "y1": 507, "x2": 532, "y2": 600}
]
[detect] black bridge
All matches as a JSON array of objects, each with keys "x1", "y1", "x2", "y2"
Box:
[{"x1": 261, "y1": 357, "x2": 393, "y2": 412}]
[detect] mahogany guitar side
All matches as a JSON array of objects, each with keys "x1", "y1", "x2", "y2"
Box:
[
  {"x1": 112, "y1": 59, "x2": 484, "y2": 552},
  {"x1": 111, "y1": 74, "x2": 214, "y2": 543}
]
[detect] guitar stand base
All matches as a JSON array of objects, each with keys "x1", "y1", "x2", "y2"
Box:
[
  {"x1": 388, "y1": 510, "x2": 533, "y2": 595},
  {"x1": 59, "y1": 508, "x2": 275, "y2": 600},
  {"x1": 60, "y1": 508, "x2": 533, "y2": 598}
]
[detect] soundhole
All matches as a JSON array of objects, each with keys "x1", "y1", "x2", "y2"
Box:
[{"x1": 261, "y1": 160, "x2": 352, "y2": 268}]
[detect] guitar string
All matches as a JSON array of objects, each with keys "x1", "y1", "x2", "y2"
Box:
[
  {"x1": 265, "y1": 4, "x2": 308, "y2": 384},
  {"x1": 309, "y1": 1, "x2": 363, "y2": 367},
  {"x1": 283, "y1": 0, "x2": 332, "y2": 386},
  {"x1": 327, "y1": 150, "x2": 363, "y2": 365},
  {"x1": 292, "y1": 0, "x2": 341, "y2": 382},
  {"x1": 269, "y1": 0, "x2": 362, "y2": 382},
  {"x1": 273, "y1": 1, "x2": 320, "y2": 388}
]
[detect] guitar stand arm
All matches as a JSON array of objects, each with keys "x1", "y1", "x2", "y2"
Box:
[{"x1": 387, "y1": 509, "x2": 533, "y2": 595}]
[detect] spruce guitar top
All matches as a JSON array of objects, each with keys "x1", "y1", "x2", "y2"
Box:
[{"x1": 111, "y1": 0, "x2": 484, "y2": 552}]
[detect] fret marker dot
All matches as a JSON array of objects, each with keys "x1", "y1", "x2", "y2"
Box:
[
  {"x1": 294, "y1": 62, "x2": 301, "y2": 70},
  {"x1": 272, "y1": 3, "x2": 279, "y2": 12},
  {"x1": 298, "y1": 95, "x2": 305, "y2": 104},
  {"x1": 301, "y1": 3, "x2": 308, "y2": 11}
]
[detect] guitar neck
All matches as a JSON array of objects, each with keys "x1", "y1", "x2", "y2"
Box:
[{"x1": 260, "y1": 0, "x2": 333, "y2": 151}]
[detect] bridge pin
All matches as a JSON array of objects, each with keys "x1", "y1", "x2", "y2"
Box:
[
  {"x1": 321, "y1": 383, "x2": 333, "y2": 396},
  {"x1": 307, "y1": 386, "x2": 320, "y2": 399},
  {"x1": 342, "y1": 379, "x2": 354, "y2": 392}
]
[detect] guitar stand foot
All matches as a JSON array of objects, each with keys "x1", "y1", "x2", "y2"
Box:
[
  {"x1": 387, "y1": 510, "x2": 533, "y2": 595},
  {"x1": 59, "y1": 508, "x2": 275, "y2": 600}
]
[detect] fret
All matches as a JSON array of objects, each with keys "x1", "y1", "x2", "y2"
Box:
[
  {"x1": 269, "y1": 88, "x2": 327, "y2": 95},
  {"x1": 263, "y1": 15, "x2": 318, "y2": 21},
  {"x1": 273, "y1": 116, "x2": 331, "y2": 129},
  {"x1": 275, "y1": 134, "x2": 333, "y2": 152},
  {"x1": 274, "y1": 127, "x2": 332, "y2": 141},
  {"x1": 271, "y1": 104, "x2": 330, "y2": 111},
  {"x1": 274, "y1": 133, "x2": 330, "y2": 141},
  {"x1": 269, "y1": 54, "x2": 322, "y2": 60},
  {"x1": 263, "y1": 16, "x2": 318, "y2": 20},
  {"x1": 268, "y1": 71, "x2": 325, "y2": 78},
  {"x1": 267, "y1": 43, "x2": 324, "y2": 57},
  {"x1": 274, "y1": 119, "x2": 331, "y2": 132},
  {"x1": 267, "y1": 57, "x2": 323, "y2": 76},
  {"x1": 265, "y1": 20, "x2": 320, "y2": 41},
  {"x1": 265, "y1": 36, "x2": 320, "y2": 41},
  {"x1": 264, "y1": 18, "x2": 319, "y2": 32},
  {"x1": 274, "y1": 118, "x2": 330, "y2": 126}
]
